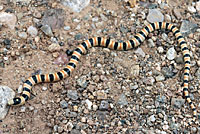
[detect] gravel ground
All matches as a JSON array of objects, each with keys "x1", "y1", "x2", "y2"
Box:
[{"x1": 0, "y1": 0, "x2": 200, "y2": 133}]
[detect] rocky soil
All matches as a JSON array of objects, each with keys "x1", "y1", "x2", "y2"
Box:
[{"x1": 0, "y1": 0, "x2": 200, "y2": 133}]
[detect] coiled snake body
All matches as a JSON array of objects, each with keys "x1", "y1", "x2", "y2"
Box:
[{"x1": 8, "y1": 22, "x2": 197, "y2": 121}]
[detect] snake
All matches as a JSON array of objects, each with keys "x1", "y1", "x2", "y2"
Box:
[{"x1": 8, "y1": 22, "x2": 197, "y2": 122}]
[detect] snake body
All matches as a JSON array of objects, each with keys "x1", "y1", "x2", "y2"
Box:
[{"x1": 8, "y1": 22, "x2": 197, "y2": 121}]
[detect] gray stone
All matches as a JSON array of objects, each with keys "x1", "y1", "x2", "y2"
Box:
[
  {"x1": 117, "y1": 94, "x2": 128, "y2": 106},
  {"x1": 156, "y1": 95, "x2": 167, "y2": 103},
  {"x1": 161, "y1": 33, "x2": 168, "y2": 41},
  {"x1": 42, "y1": 9, "x2": 65, "y2": 29},
  {"x1": 191, "y1": 127, "x2": 197, "y2": 133},
  {"x1": 67, "y1": 90, "x2": 78, "y2": 100},
  {"x1": 99, "y1": 100, "x2": 109, "y2": 110},
  {"x1": 0, "y1": 86, "x2": 15, "y2": 120},
  {"x1": 60, "y1": 100, "x2": 68, "y2": 109},
  {"x1": 65, "y1": 109, "x2": 77, "y2": 117},
  {"x1": 171, "y1": 98, "x2": 185, "y2": 108},
  {"x1": 41, "y1": 25, "x2": 53, "y2": 37},
  {"x1": 175, "y1": 55, "x2": 184, "y2": 64},
  {"x1": 77, "y1": 75, "x2": 88, "y2": 88},
  {"x1": 180, "y1": 20, "x2": 198, "y2": 36},
  {"x1": 70, "y1": 129, "x2": 81, "y2": 134},
  {"x1": 195, "y1": 68, "x2": 200, "y2": 79},
  {"x1": 120, "y1": 26, "x2": 128, "y2": 33},
  {"x1": 161, "y1": 67, "x2": 175, "y2": 78},
  {"x1": 135, "y1": 48, "x2": 145, "y2": 57},
  {"x1": 75, "y1": 33, "x2": 84, "y2": 40},
  {"x1": 147, "y1": 9, "x2": 164, "y2": 23}
]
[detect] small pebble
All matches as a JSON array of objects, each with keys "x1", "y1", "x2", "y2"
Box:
[
  {"x1": 117, "y1": 94, "x2": 128, "y2": 106},
  {"x1": 157, "y1": 46, "x2": 164, "y2": 53},
  {"x1": 67, "y1": 90, "x2": 78, "y2": 100},
  {"x1": 18, "y1": 32, "x2": 28, "y2": 39},
  {"x1": 27, "y1": 26, "x2": 38, "y2": 37},
  {"x1": 99, "y1": 100, "x2": 109, "y2": 110},
  {"x1": 20, "y1": 106, "x2": 26, "y2": 112},
  {"x1": 48, "y1": 43, "x2": 61, "y2": 52},
  {"x1": 135, "y1": 48, "x2": 145, "y2": 57},
  {"x1": 64, "y1": 26, "x2": 71, "y2": 30},
  {"x1": 163, "y1": 125, "x2": 169, "y2": 130},
  {"x1": 60, "y1": 100, "x2": 68, "y2": 109},
  {"x1": 42, "y1": 86, "x2": 47, "y2": 91},
  {"x1": 85, "y1": 99, "x2": 92, "y2": 110},
  {"x1": 171, "y1": 98, "x2": 185, "y2": 108},
  {"x1": 81, "y1": 117, "x2": 86, "y2": 123},
  {"x1": 93, "y1": 104, "x2": 98, "y2": 111},
  {"x1": 188, "y1": 6, "x2": 196, "y2": 13},
  {"x1": 41, "y1": 25, "x2": 53, "y2": 36},
  {"x1": 148, "y1": 39, "x2": 155, "y2": 47},
  {"x1": 97, "y1": 91, "x2": 107, "y2": 100},
  {"x1": 149, "y1": 115, "x2": 156, "y2": 122},
  {"x1": 196, "y1": 1, "x2": 200, "y2": 11},
  {"x1": 166, "y1": 47, "x2": 177, "y2": 60},
  {"x1": 147, "y1": 9, "x2": 164, "y2": 23},
  {"x1": 155, "y1": 75, "x2": 165, "y2": 82}
]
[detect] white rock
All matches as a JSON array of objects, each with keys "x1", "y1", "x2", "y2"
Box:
[
  {"x1": 18, "y1": 32, "x2": 28, "y2": 39},
  {"x1": 0, "y1": 12, "x2": 17, "y2": 29},
  {"x1": 166, "y1": 47, "x2": 177, "y2": 60},
  {"x1": 64, "y1": 26, "x2": 71, "y2": 31},
  {"x1": 164, "y1": 14, "x2": 171, "y2": 22},
  {"x1": 42, "y1": 86, "x2": 47, "y2": 91},
  {"x1": 0, "y1": 86, "x2": 15, "y2": 120},
  {"x1": 62, "y1": 0, "x2": 90, "y2": 13},
  {"x1": 147, "y1": 9, "x2": 164, "y2": 23},
  {"x1": 163, "y1": 125, "x2": 169, "y2": 130},
  {"x1": 81, "y1": 117, "x2": 86, "y2": 123},
  {"x1": 135, "y1": 48, "x2": 145, "y2": 57},
  {"x1": 27, "y1": 26, "x2": 38, "y2": 37},
  {"x1": 157, "y1": 46, "x2": 164, "y2": 53},
  {"x1": 196, "y1": 1, "x2": 200, "y2": 11},
  {"x1": 85, "y1": 99, "x2": 92, "y2": 110},
  {"x1": 188, "y1": 6, "x2": 196, "y2": 13},
  {"x1": 0, "y1": 5, "x2": 3, "y2": 11},
  {"x1": 149, "y1": 115, "x2": 156, "y2": 122},
  {"x1": 92, "y1": 104, "x2": 98, "y2": 111}
]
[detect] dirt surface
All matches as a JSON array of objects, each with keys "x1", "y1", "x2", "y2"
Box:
[{"x1": 0, "y1": 0, "x2": 200, "y2": 133}]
